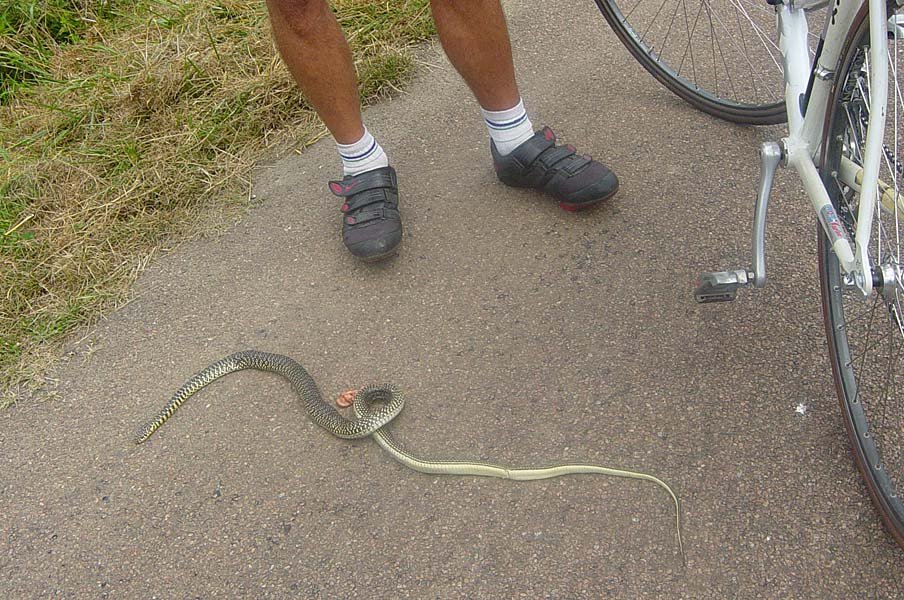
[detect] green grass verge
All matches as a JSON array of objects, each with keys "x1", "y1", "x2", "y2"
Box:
[
  {"x1": 1, "y1": 1, "x2": 135, "y2": 103},
  {"x1": 0, "y1": 0, "x2": 435, "y2": 407}
]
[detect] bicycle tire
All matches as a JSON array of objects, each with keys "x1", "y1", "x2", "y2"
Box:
[
  {"x1": 594, "y1": 0, "x2": 787, "y2": 125},
  {"x1": 819, "y1": 1, "x2": 904, "y2": 548}
]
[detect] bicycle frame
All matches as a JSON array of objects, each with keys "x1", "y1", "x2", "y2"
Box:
[{"x1": 778, "y1": 0, "x2": 889, "y2": 297}]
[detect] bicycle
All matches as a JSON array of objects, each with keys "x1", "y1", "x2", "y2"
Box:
[{"x1": 593, "y1": 0, "x2": 904, "y2": 548}]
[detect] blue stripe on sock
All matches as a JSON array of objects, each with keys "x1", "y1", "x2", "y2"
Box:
[
  {"x1": 485, "y1": 113, "x2": 527, "y2": 130},
  {"x1": 339, "y1": 140, "x2": 377, "y2": 161}
]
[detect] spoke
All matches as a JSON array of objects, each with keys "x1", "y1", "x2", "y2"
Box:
[
  {"x1": 734, "y1": 4, "x2": 758, "y2": 103},
  {"x1": 709, "y1": 17, "x2": 740, "y2": 102},
  {"x1": 725, "y1": 0, "x2": 782, "y2": 69},
  {"x1": 686, "y1": 0, "x2": 707, "y2": 86},
  {"x1": 659, "y1": 0, "x2": 684, "y2": 61},
  {"x1": 865, "y1": 51, "x2": 872, "y2": 115},
  {"x1": 696, "y1": 0, "x2": 784, "y2": 87},
  {"x1": 677, "y1": 0, "x2": 702, "y2": 84},
  {"x1": 851, "y1": 307, "x2": 899, "y2": 369},
  {"x1": 891, "y1": 41, "x2": 901, "y2": 263},
  {"x1": 890, "y1": 46, "x2": 904, "y2": 117},
  {"x1": 636, "y1": 0, "x2": 672, "y2": 47},
  {"x1": 850, "y1": 294, "x2": 881, "y2": 372},
  {"x1": 705, "y1": 0, "x2": 779, "y2": 100},
  {"x1": 706, "y1": 1, "x2": 719, "y2": 96},
  {"x1": 623, "y1": 0, "x2": 648, "y2": 21},
  {"x1": 844, "y1": 99, "x2": 867, "y2": 163},
  {"x1": 874, "y1": 320, "x2": 904, "y2": 447},
  {"x1": 840, "y1": 299, "x2": 887, "y2": 331}
]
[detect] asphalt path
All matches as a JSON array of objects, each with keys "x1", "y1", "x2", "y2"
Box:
[{"x1": 3, "y1": 0, "x2": 903, "y2": 597}]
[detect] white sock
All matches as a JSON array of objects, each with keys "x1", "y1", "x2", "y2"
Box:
[
  {"x1": 482, "y1": 98, "x2": 535, "y2": 156},
  {"x1": 336, "y1": 128, "x2": 389, "y2": 176}
]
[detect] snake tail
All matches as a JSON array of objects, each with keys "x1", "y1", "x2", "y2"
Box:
[
  {"x1": 134, "y1": 351, "x2": 253, "y2": 444},
  {"x1": 370, "y1": 426, "x2": 684, "y2": 560}
]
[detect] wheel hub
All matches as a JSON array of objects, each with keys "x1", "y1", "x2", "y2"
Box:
[{"x1": 875, "y1": 261, "x2": 904, "y2": 301}]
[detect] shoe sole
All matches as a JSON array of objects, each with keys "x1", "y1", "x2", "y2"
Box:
[
  {"x1": 355, "y1": 247, "x2": 399, "y2": 263},
  {"x1": 558, "y1": 184, "x2": 619, "y2": 212}
]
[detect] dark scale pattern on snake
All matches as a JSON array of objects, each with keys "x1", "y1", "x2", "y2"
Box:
[{"x1": 134, "y1": 349, "x2": 684, "y2": 559}]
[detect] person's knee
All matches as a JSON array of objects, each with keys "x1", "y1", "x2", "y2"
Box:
[{"x1": 268, "y1": 0, "x2": 331, "y2": 38}]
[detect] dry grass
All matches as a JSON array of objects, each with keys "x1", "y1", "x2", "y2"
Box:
[
  {"x1": 1, "y1": 1, "x2": 135, "y2": 102},
  {"x1": 0, "y1": 0, "x2": 435, "y2": 407}
]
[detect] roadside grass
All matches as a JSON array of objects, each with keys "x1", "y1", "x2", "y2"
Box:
[
  {"x1": 1, "y1": 1, "x2": 136, "y2": 103},
  {"x1": 0, "y1": 0, "x2": 435, "y2": 407}
]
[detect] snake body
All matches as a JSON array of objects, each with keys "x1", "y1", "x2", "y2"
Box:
[{"x1": 135, "y1": 350, "x2": 684, "y2": 557}]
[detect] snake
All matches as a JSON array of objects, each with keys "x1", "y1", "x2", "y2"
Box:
[{"x1": 134, "y1": 349, "x2": 684, "y2": 559}]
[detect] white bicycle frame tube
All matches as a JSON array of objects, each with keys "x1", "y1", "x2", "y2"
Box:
[
  {"x1": 778, "y1": 0, "x2": 889, "y2": 295},
  {"x1": 857, "y1": 0, "x2": 889, "y2": 295}
]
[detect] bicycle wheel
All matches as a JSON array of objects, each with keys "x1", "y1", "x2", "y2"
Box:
[
  {"x1": 594, "y1": 0, "x2": 812, "y2": 125},
  {"x1": 819, "y1": 2, "x2": 904, "y2": 547}
]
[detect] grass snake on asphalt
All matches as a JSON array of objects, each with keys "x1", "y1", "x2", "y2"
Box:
[{"x1": 134, "y1": 350, "x2": 684, "y2": 559}]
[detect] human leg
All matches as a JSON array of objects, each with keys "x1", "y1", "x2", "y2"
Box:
[
  {"x1": 430, "y1": 0, "x2": 619, "y2": 209},
  {"x1": 266, "y1": 0, "x2": 364, "y2": 143},
  {"x1": 266, "y1": 0, "x2": 400, "y2": 260}
]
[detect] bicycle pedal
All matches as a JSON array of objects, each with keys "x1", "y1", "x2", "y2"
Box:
[{"x1": 694, "y1": 270, "x2": 751, "y2": 303}]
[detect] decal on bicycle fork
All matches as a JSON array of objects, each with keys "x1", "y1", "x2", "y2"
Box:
[{"x1": 819, "y1": 204, "x2": 852, "y2": 245}]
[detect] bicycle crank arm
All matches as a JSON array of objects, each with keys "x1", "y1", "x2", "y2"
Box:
[{"x1": 694, "y1": 142, "x2": 782, "y2": 303}]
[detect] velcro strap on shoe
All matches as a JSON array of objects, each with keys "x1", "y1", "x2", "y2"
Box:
[
  {"x1": 329, "y1": 167, "x2": 397, "y2": 198},
  {"x1": 560, "y1": 154, "x2": 592, "y2": 175},
  {"x1": 515, "y1": 131, "x2": 557, "y2": 167},
  {"x1": 536, "y1": 145, "x2": 577, "y2": 170},
  {"x1": 344, "y1": 205, "x2": 389, "y2": 226},
  {"x1": 542, "y1": 155, "x2": 594, "y2": 193},
  {"x1": 340, "y1": 188, "x2": 397, "y2": 213}
]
